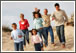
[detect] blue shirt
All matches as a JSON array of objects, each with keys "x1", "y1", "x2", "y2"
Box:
[
  {"x1": 33, "y1": 18, "x2": 43, "y2": 29},
  {"x1": 11, "y1": 29, "x2": 24, "y2": 43}
]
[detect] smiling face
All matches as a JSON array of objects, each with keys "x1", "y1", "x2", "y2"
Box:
[
  {"x1": 35, "y1": 8, "x2": 38, "y2": 12},
  {"x1": 44, "y1": 9, "x2": 48, "y2": 15},
  {"x1": 20, "y1": 14, "x2": 24, "y2": 20},
  {"x1": 12, "y1": 24, "x2": 17, "y2": 30},
  {"x1": 55, "y1": 6, "x2": 60, "y2": 11},
  {"x1": 32, "y1": 29, "x2": 37, "y2": 35},
  {"x1": 35, "y1": 14, "x2": 39, "y2": 18}
]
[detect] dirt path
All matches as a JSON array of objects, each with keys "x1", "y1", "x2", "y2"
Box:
[{"x1": 2, "y1": 26, "x2": 74, "y2": 51}]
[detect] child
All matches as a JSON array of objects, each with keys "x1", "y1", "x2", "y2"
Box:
[
  {"x1": 11, "y1": 23, "x2": 24, "y2": 51},
  {"x1": 31, "y1": 29, "x2": 43, "y2": 51}
]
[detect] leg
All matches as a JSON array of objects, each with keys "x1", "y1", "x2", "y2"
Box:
[
  {"x1": 22, "y1": 30, "x2": 26, "y2": 46},
  {"x1": 60, "y1": 25, "x2": 66, "y2": 44},
  {"x1": 56, "y1": 26, "x2": 62, "y2": 43},
  {"x1": 42, "y1": 28, "x2": 48, "y2": 46},
  {"x1": 34, "y1": 43, "x2": 41, "y2": 51},
  {"x1": 37, "y1": 29, "x2": 43, "y2": 48},
  {"x1": 26, "y1": 29, "x2": 29, "y2": 44},
  {"x1": 14, "y1": 43, "x2": 18, "y2": 51},
  {"x1": 48, "y1": 26, "x2": 54, "y2": 43},
  {"x1": 19, "y1": 41, "x2": 24, "y2": 51}
]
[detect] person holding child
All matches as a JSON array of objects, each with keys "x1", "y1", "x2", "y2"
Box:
[
  {"x1": 19, "y1": 13, "x2": 30, "y2": 48},
  {"x1": 11, "y1": 23, "x2": 24, "y2": 51},
  {"x1": 33, "y1": 13, "x2": 47, "y2": 50},
  {"x1": 42, "y1": 9, "x2": 55, "y2": 46}
]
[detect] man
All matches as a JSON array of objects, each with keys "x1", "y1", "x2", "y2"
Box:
[
  {"x1": 51, "y1": 3, "x2": 68, "y2": 48},
  {"x1": 42, "y1": 9, "x2": 55, "y2": 47},
  {"x1": 33, "y1": 8, "x2": 42, "y2": 18}
]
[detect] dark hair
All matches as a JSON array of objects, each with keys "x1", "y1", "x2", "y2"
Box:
[
  {"x1": 54, "y1": 3, "x2": 60, "y2": 7},
  {"x1": 31, "y1": 29, "x2": 38, "y2": 35},
  {"x1": 12, "y1": 23, "x2": 17, "y2": 26}
]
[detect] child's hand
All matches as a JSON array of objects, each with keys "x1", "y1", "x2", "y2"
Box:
[
  {"x1": 11, "y1": 37, "x2": 13, "y2": 40},
  {"x1": 18, "y1": 35, "x2": 22, "y2": 38}
]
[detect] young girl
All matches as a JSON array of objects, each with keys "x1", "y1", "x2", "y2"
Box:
[{"x1": 31, "y1": 29, "x2": 42, "y2": 51}]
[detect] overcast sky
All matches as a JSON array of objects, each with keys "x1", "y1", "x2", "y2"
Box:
[{"x1": 2, "y1": 1, "x2": 74, "y2": 30}]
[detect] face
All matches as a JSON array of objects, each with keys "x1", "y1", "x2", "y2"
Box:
[
  {"x1": 35, "y1": 8, "x2": 38, "y2": 12},
  {"x1": 44, "y1": 9, "x2": 48, "y2": 15},
  {"x1": 32, "y1": 30, "x2": 37, "y2": 35},
  {"x1": 12, "y1": 25, "x2": 17, "y2": 30},
  {"x1": 20, "y1": 15, "x2": 24, "y2": 20},
  {"x1": 35, "y1": 14, "x2": 39, "y2": 18},
  {"x1": 55, "y1": 6, "x2": 60, "y2": 11}
]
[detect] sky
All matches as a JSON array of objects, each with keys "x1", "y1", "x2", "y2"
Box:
[{"x1": 2, "y1": 1, "x2": 74, "y2": 30}]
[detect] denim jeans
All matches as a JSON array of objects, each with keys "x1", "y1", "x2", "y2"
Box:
[
  {"x1": 14, "y1": 41, "x2": 24, "y2": 51},
  {"x1": 37, "y1": 28, "x2": 47, "y2": 47},
  {"x1": 22, "y1": 29, "x2": 29, "y2": 45},
  {"x1": 56, "y1": 25, "x2": 66, "y2": 44},
  {"x1": 43, "y1": 26, "x2": 54, "y2": 45},
  {"x1": 34, "y1": 43, "x2": 41, "y2": 51}
]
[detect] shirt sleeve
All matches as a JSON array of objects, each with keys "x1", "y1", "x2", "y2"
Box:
[
  {"x1": 33, "y1": 19, "x2": 36, "y2": 29},
  {"x1": 31, "y1": 36, "x2": 34, "y2": 44},
  {"x1": 37, "y1": 35, "x2": 42, "y2": 42},
  {"x1": 19, "y1": 21, "x2": 21, "y2": 29},
  {"x1": 11, "y1": 32, "x2": 14, "y2": 38},
  {"x1": 63, "y1": 11, "x2": 68, "y2": 22},
  {"x1": 40, "y1": 18, "x2": 43, "y2": 23},
  {"x1": 20, "y1": 30, "x2": 24, "y2": 37},
  {"x1": 26, "y1": 19, "x2": 30, "y2": 27}
]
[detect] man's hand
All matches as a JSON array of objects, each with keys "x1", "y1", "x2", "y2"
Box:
[{"x1": 10, "y1": 37, "x2": 13, "y2": 40}]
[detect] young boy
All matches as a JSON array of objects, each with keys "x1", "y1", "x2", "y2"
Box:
[{"x1": 11, "y1": 23, "x2": 24, "y2": 51}]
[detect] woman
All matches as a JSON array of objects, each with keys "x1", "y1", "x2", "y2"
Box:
[
  {"x1": 19, "y1": 13, "x2": 30, "y2": 48},
  {"x1": 33, "y1": 13, "x2": 47, "y2": 50}
]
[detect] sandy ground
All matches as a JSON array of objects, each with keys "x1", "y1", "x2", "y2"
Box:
[{"x1": 2, "y1": 26, "x2": 74, "y2": 51}]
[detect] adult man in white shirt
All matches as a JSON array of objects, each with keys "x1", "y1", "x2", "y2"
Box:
[{"x1": 51, "y1": 3, "x2": 68, "y2": 48}]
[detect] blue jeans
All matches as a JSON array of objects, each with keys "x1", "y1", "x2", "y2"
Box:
[
  {"x1": 14, "y1": 41, "x2": 24, "y2": 51},
  {"x1": 34, "y1": 43, "x2": 41, "y2": 51},
  {"x1": 43, "y1": 26, "x2": 54, "y2": 45},
  {"x1": 22, "y1": 29, "x2": 29, "y2": 46},
  {"x1": 56, "y1": 25, "x2": 66, "y2": 44},
  {"x1": 37, "y1": 28, "x2": 47, "y2": 47}
]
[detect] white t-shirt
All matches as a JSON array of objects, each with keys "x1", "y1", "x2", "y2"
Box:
[
  {"x1": 11, "y1": 29, "x2": 24, "y2": 43},
  {"x1": 31, "y1": 34, "x2": 42, "y2": 44}
]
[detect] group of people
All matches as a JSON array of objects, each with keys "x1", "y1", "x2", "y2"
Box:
[{"x1": 11, "y1": 3, "x2": 68, "y2": 51}]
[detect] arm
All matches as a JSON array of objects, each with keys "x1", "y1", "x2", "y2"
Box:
[
  {"x1": 20, "y1": 30, "x2": 24, "y2": 37},
  {"x1": 19, "y1": 21, "x2": 21, "y2": 29},
  {"x1": 26, "y1": 19, "x2": 30, "y2": 27},
  {"x1": 33, "y1": 20, "x2": 36, "y2": 29},
  {"x1": 11, "y1": 32, "x2": 14, "y2": 40},
  {"x1": 63, "y1": 11, "x2": 68, "y2": 23},
  {"x1": 37, "y1": 35, "x2": 42, "y2": 42},
  {"x1": 31, "y1": 37, "x2": 34, "y2": 44}
]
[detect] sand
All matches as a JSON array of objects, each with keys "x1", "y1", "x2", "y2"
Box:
[{"x1": 2, "y1": 26, "x2": 74, "y2": 51}]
